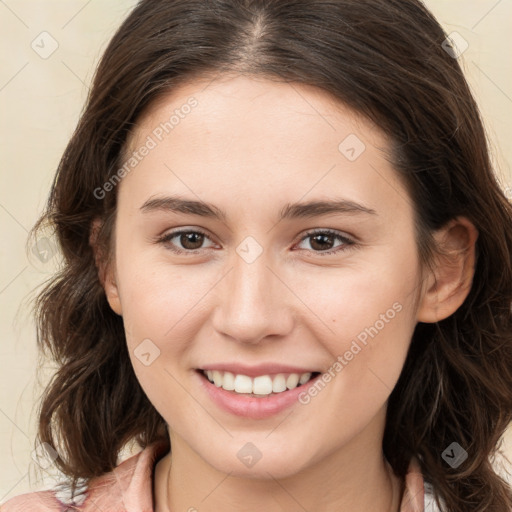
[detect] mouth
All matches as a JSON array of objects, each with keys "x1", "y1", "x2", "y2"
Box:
[{"x1": 197, "y1": 369, "x2": 321, "y2": 398}]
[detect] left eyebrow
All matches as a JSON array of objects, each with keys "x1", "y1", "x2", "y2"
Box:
[
  {"x1": 139, "y1": 195, "x2": 377, "y2": 221},
  {"x1": 279, "y1": 199, "x2": 377, "y2": 219}
]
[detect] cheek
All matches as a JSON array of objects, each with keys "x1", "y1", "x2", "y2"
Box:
[
  {"x1": 299, "y1": 251, "x2": 419, "y2": 351},
  {"x1": 114, "y1": 253, "x2": 215, "y2": 425},
  {"x1": 297, "y1": 242, "x2": 421, "y2": 399},
  {"x1": 292, "y1": 273, "x2": 418, "y2": 449},
  {"x1": 115, "y1": 251, "x2": 214, "y2": 347}
]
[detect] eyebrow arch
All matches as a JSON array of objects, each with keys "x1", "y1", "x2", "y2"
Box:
[{"x1": 139, "y1": 195, "x2": 377, "y2": 221}]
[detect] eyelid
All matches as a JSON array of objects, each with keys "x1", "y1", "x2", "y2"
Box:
[
  {"x1": 293, "y1": 228, "x2": 356, "y2": 255},
  {"x1": 156, "y1": 227, "x2": 217, "y2": 254},
  {"x1": 156, "y1": 227, "x2": 357, "y2": 256}
]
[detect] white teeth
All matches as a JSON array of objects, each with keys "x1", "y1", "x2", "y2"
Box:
[
  {"x1": 272, "y1": 374, "x2": 287, "y2": 393},
  {"x1": 299, "y1": 372, "x2": 312, "y2": 385},
  {"x1": 222, "y1": 371, "x2": 235, "y2": 391},
  {"x1": 286, "y1": 373, "x2": 299, "y2": 389},
  {"x1": 234, "y1": 374, "x2": 253, "y2": 393},
  {"x1": 203, "y1": 370, "x2": 315, "y2": 396},
  {"x1": 212, "y1": 370, "x2": 223, "y2": 387},
  {"x1": 253, "y1": 375, "x2": 273, "y2": 395}
]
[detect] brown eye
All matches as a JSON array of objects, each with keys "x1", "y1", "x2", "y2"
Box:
[
  {"x1": 158, "y1": 229, "x2": 215, "y2": 254},
  {"x1": 295, "y1": 229, "x2": 355, "y2": 256},
  {"x1": 309, "y1": 233, "x2": 336, "y2": 251},
  {"x1": 179, "y1": 232, "x2": 205, "y2": 250}
]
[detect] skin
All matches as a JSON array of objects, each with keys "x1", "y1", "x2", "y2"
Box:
[{"x1": 99, "y1": 73, "x2": 478, "y2": 512}]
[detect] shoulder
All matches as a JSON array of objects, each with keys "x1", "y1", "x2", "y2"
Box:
[
  {"x1": 1, "y1": 441, "x2": 169, "y2": 512},
  {"x1": 0, "y1": 489, "x2": 64, "y2": 512},
  {"x1": 1, "y1": 479, "x2": 89, "y2": 511}
]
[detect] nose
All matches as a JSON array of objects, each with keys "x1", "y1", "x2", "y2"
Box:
[{"x1": 210, "y1": 250, "x2": 294, "y2": 345}]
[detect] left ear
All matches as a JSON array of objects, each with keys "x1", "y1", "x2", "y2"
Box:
[{"x1": 417, "y1": 216, "x2": 478, "y2": 323}]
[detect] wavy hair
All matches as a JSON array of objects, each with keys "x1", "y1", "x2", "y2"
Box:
[{"x1": 31, "y1": 1, "x2": 512, "y2": 510}]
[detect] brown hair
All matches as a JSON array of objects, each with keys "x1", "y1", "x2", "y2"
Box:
[{"x1": 31, "y1": 0, "x2": 512, "y2": 510}]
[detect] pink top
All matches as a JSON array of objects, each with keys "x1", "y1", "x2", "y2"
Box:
[{"x1": 1, "y1": 443, "x2": 436, "y2": 511}]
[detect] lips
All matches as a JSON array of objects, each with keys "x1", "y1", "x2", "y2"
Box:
[{"x1": 195, "y1": 364, "x2": 323, "y2": 419}]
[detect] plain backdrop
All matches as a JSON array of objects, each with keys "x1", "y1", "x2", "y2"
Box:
[{"x1": 1, "y1": 0, "x2": 511, "y2": 502}]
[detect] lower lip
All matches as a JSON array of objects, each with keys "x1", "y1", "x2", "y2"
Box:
[{"x1": 196, "y1": 371, "x2": 321, "y2": 419}]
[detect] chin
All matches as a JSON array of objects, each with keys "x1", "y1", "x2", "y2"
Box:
[{"x1": 198, "y1": 437, "x2": 314, "y2": 480}]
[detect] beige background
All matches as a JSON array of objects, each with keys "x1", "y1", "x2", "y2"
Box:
[{"x1": 1, "y1": 0, "x2": 511, "y2": 502}]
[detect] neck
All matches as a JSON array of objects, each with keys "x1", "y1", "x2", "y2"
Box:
[{"x1": 154, "y1": 413, "x2": 403, "y2": 512}]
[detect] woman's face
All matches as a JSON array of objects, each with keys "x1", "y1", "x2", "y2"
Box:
[{"x1": 105, "y1": 74, "x2": 426, "y2": 478}]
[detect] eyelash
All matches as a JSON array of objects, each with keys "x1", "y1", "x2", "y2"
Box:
[{"x1": 156, "y1": 228, "x2": 356, "y2": 256}]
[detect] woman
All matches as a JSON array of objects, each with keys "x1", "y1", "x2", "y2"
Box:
[{"x1": 3, "y1": 0, "x2": 512, "y2": 511}]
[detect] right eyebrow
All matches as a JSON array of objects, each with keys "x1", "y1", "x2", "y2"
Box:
[{"x1": 140, "y1": 195, "x2": 228, "y2": 222}]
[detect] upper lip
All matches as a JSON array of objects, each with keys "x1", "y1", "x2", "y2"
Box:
[{"x1": 198, "y1": 363, "x2": 320, "y2": 377}]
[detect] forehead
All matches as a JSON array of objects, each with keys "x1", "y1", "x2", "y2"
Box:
[
  {"x1": 127, "y1": 73, "x2": 383, "y2": 154},
  {"x1": 119, "y1": 74, "x2": 410, "y2": 223}
]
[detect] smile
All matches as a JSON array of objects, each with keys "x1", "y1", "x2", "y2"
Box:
[
  {"x1": 196, "y1": 368, "x2": 323, "y2": 419},
  {"x1": 201, "y1": 369, "x2": 320, "y2": 397}
]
